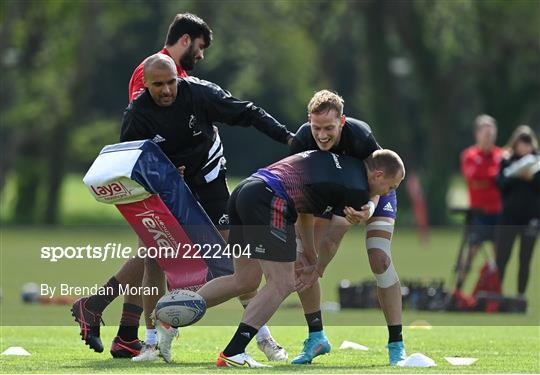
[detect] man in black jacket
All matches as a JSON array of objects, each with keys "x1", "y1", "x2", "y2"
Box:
[
  {"x1": 72, "y1": 54, "x2": 292, "y2": 362},
  {"x1": 122, "y1": 54, "x2": 293, "y2": 187}
]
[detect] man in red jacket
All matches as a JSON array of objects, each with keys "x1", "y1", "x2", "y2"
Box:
[{"x1": 457, "y1": 114, "x2": 504, "y2": 295}]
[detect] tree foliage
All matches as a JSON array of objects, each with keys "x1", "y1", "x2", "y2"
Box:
[{"x1": 1, "y1": 0, "x2": 539, "y2": 224}]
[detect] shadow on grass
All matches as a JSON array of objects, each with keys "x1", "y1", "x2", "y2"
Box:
[{"x1": 58, "y1": 358, "x2": 387, "y2": 373}]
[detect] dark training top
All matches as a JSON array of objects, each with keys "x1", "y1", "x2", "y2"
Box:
[
  {"x1": 121, "y1": 77, "x2": 292, "y2": 185},
  {"x1": 289, "y1": 117, "x2": 381, "y2": 159},
  {"x1": 253, "y1": 150, "x2": 371, "y2": 217},
  {"x1": 496, "y1": 153, "x2": 540, "y2": 220}
]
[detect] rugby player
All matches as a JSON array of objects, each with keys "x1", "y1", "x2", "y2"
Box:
[
  {"x1": 129, "y1": 13, "x2": 210, "y2": 102},
  {"x1": 289, "y1": 90, "x2": 406, "y2": 365},
  {"x1": 194, "y1": 148, "x2": 405, "y2": 367}
]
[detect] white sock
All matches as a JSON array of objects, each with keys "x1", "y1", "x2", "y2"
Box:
[
  {"x1": 145, "y1": 328, "x2": 157, "y2": 346},
  {"x1": 256, "y1": 325, "x2": 271, "y2": 342}
]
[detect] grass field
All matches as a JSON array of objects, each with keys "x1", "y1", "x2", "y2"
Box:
[
  {"x1": 1, "y1": 175, "x2": 539, "y2": 373},
  {"x1": 1, "y1": 326, "x2": 539, "y2": 373},
  {"x1": 1, "y1": 225, "x2": 539, "y2": 373}
]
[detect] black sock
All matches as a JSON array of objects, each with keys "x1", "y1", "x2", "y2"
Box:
[
  {"x1": 117, "y1": 303, "x2": 143, "y2": 341},
  {"x1": 388, "y1": 324, "x2": 403, "y2": 343},
  {"x1": 305, "y1": 311, "x2": 323, "y2": 333},
  {"x1": 86, "y1": 277, "x2": 121, "y2": 313},
  {"x1": 223, "y1": 323, "x2": 258, "y2": 357}
]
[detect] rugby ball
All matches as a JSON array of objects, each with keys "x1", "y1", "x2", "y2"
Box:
[{"x1": 155, "y1": 289, "x2": 207, "y2": 328}]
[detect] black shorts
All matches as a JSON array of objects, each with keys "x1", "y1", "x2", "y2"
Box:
[
  {"x1": 228, "y1": 178, "x2": 297, "y2": 262},
  {"x1": 468, "y1": 212, "x2": 500, "y2": 246},
  {"x1": 189, "y1": 172, "x2": 230, "y2": 230}
]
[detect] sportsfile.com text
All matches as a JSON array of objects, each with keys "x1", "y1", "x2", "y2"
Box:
[{"x1": 40, "y1": 243, "x2": 251, "y2": 262}]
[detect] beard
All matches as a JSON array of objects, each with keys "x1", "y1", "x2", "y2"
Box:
[{"x1": 180, "y1": 45, "x2": 198, "y2": 71}]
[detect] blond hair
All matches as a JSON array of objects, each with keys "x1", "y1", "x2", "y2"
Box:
[
  {"x1": 505, "y1": 125, "x2": 539, "y2": 154},
  {"x1": 307, "y1": 90, "x2": 344, "y2": 116},
  {"x1": 474, "y1": 114, "x2": 497, "y2": 132}
]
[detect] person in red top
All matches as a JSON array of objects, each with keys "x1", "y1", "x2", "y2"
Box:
[
  {"x1": 128, "y1": 13, "x2": 210, "y2": 102},
  {"x1": 456, "y1": 114, "x2": 504, "y2": 292}
]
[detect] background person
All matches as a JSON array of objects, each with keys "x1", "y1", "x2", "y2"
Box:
[
  {"x1": 495, "y1": 125, "x2": 540, "y2": 299},
  {"x1": 455, "y1": 114, "x2": 504, "y2": 298}
]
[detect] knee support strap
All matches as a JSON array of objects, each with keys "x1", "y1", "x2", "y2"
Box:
[{"x1": 366, "y1": 221, "x2": 399, "y2": 288}]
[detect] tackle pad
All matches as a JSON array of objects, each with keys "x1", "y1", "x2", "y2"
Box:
[{"x1": 83, "y1": 140, "x2": 233, "y2": 290}]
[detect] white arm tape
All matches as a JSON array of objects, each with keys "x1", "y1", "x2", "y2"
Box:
[
  {"x1": 367, "y1": 200, "x2": 376, "y2": 219},
  {"x1": 296, "y1": 237, "x2": 304, "y2": 254}
]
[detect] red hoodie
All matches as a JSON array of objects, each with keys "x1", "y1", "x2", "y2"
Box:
[{"x1": 460, "y1": 145, "x2": 504, "y2": 214}]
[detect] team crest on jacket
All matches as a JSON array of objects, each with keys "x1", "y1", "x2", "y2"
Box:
[
  {"x1": 188, "y1": 114, "x2": 202, "y2": 136},
  {"x1": 219, "y1": 214, "x2": 229, "y2": 225}
]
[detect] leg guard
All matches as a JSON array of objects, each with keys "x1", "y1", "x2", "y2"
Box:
[{"x1": 365, "y1": 220, "x2": 399, "y2": 288}]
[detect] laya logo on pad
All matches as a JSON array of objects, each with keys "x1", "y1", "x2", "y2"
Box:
[
  {"x1": 136, "y1": 209, "x2": 177, "y2": 250},
  {"x1": 90, "y1": 182, "x2": 131, "y2": 200}
]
